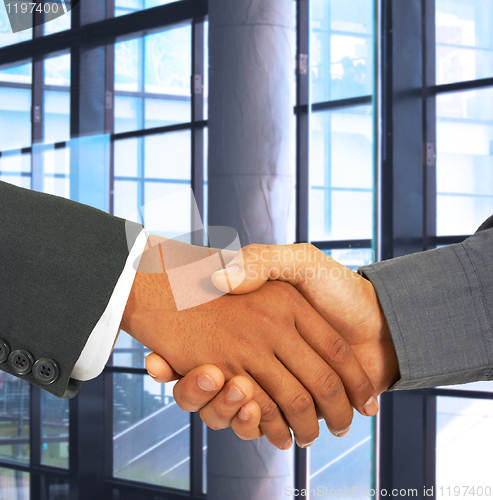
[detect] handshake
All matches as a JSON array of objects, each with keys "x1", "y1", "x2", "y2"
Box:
[{"x1": 121, "y1": 241, "x2": 400, "y2": 450}]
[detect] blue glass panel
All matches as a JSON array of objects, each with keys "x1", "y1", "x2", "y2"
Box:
[
  {"x1": 0, "y1": 150, "x2": 31, "y2": 173},
  {"x1": 0, "y1": 62, "x2": 32, "y2": 84},
  {"x1": 309, "y1": 106, "x2": 374, "y2": 241},
  {"x1": 437, "y1": 88, "x2": 493, "y2": 235},
  {"x1": 0, "y1": 174, "x2": 30, "y2": 188},
  {"x1": 45, "y1": 54, "x2": 71, "y2": 87},
  {"x1": 114, "y1": 96, "x2": 143, "y2": 134},
  {"x1": 115, "y1": 38, "x2": 141, "y2": 92},
  {"x1": 144, "y1": 130, "x2": 191, "y2": 180},
  {"x1": 311, "y1": 0, "x2": 373, "y2": 103},
  {"x1": 0, "y1": 87, "x2": 32, "y2": 150},
  {"x1": 112, "y1": 330, "x2": 149, "y2": 368},
  {"x1": 309, "y1": 412, "x2": 374, "y2": 497},
  {"x1": 115, "y1": 0, "x2": 177, "y2": 17},
  {"x1": 0, "y1": 467, "x2": 30, "y2": 499},
  {"x1": 322, "y1": 248, "x2": 374, "y2": 271},
  {"x1": 437, "y1": 397, "x2": 493, "y2": 488},
  {"x1": 44, "y1": 6, "x2": 71, "y2": 35},
  {"x1": 144, "y1": 26, "x2": 191, "y2": 96},
  {"x1": 113, "y1": 373, "x2": 190, "y2": 490},
  {"x1": 145, "y1": 97, "x2": 190, "y2": 128},
  {"x1": 44, "y1": 90, "x2": 70, "y2": 143},
  {"x1": 114, "y1": 179, "x2": 139, "y2": 220},
  {"x1": 436, "y1": 0, "x2": 493, "y2": 85},
  {"x1": 0, "y1": 1, "x2": 32, "y2": 47},
  {"x1": 144, "y1": 182, "x2": 191, "y2": 237},
  {"x1": 0, "y1": 373, "x2": 30, "y2": 464},
  {"x1": 115, "y1": 138, "x2": 139, "y2": 177},
  {"x1": 41, "y1": 390, "x2": 69, "y2": 468}
]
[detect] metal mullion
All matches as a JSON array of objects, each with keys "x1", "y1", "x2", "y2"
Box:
[
  {"x1": 423, "y1": 0, "x2": 437, "y2": 250},
  {"x1": 0, "y1": 1, "x2": 208, "y2": 66},
  {"x1": 431, "y1": 76, "x2": 493, "y2": 94},
  {"x1": 294, "y1": 0, "x2": 309, "y2": 491},
  {"x1": 295, "y1": 0, "x2": 310, "y2": 247},
  {"x1": 190, "y1": 18, "x2": 205, "y2": 495},
  {"x1": 311, "y1": 239, "x2": 372, "y2": 250},
  {"x1": 112, "y1": 121, "x2": 204, "y2": 141},
  {"x1": 29, "y1": 385, "x2": 42, "y2": 500},
  {"x1": 31, "y1": 58, "x2": 44, "y2": 192}
]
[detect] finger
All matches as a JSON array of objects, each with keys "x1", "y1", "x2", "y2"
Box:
[
  {"x1": 145, "y1": 352, "x2": 181, "y2": 383},
  {"x1": 294, "y1": 297, "x2": 379, "y2": 419},
  {"x1": 275, "y1": 328, "x2": 354, "y2": 437},
  {"x1": 199, "y1": 376, "x2": 255, "y2": 431},
  {"x1": 172, "y1": 365, "x2": 225, "y2": 412},
  {"x1": 242, "y1": 373, "x2": 293, "y2": 450},
  {"x1": 250, "y1": 358, "x2": 320, "y2": 448},
  {"x1": 231, "y1": 400, "x2": 263, "y2": 441},
  {"x1": 212, "y1": 245, "x2": 270, "y2": 293}
]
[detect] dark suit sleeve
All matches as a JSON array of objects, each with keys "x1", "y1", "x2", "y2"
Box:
[
  {"x1": 0, "y1": 181, "x2": 143, "y2": 398},
  {"x1": 359, "y1": 215, "x2": 493, "y2": 391}
]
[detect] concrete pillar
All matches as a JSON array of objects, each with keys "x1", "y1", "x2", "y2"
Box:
[
  {"x1": 207, "y1": 0, "x2": 295, "y2": 498},
  {"x1": 208, "y1": 0, "x2": 295, "y2": 245}
]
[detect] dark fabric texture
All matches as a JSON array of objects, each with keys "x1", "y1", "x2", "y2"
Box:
[
  {"x1": 0, "y1": 181, "x2": 142, "y2": 398},
  {"x1": 359, "y1": 215, "x2": 493, "y2": 391}
]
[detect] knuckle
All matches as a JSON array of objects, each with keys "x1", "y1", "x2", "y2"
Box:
[
  {"x1": 353, "y1": 377, "x2": 374, "y2": 398},
  {"x1": 286, "y1": 391, "x2": 313, "y2": 416},
  {"x1": 259, "y1": 397, "x2": 280, "y2": 422},
  {"x1": 200, "y1": 409, "x2": 226, "y2": 431},
  {"x1": 315, "y1": 370, "x2": 342, "y2": 402},
  {"x1": 325, "y1": 336, "x2": 351, "y2": 364}
]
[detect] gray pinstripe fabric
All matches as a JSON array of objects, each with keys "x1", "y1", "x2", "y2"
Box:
[{"x1": 359, "y1": 216, "x2": 493, "y2": 391}]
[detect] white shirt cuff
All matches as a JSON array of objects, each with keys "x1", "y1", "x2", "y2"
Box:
[{"x1": 70, "y1": 229, "x2": 149, "y2": 381}]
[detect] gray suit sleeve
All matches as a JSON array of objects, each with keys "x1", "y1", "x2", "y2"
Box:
[
  {"x1": 0, "y1": 181, "x2": 143, "y2": 398},
  {"x1": 358, "y1": 216, "x2": 493, "y2": 391}
]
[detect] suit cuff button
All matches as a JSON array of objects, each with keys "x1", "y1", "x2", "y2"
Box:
[
  {"x1": 0, "y1": 339, "x2": 10, "y2": 364},
  {"x1": 9, "y1": 350, "x2": 34, "y2": 376},
  {"x1": 33, "y1": 358, "x2": 59, "y2": 385}
]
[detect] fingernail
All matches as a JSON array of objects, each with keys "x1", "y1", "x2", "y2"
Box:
[
  {"x1": 335, "y1": 426, "x2": 351, "y2": 438},
  {"x1": 238, "y1": 407, "x2": 251, "y2": 421},
  {"x1": 197, "y1": 374, "x2": 217, "y2": 392},
  {"x1": 301, "y1": 439, "x2": 317, "y2": 448},
  {"x1": 148, "y1": 372, "x2": 157, "y2": 378},
  {"x1": 363, "y1": 395, "x2": 379, "y2": 416},
  {"x1": 225, "y1": 265, "x2": 240, "y2": 276},
  {"x1": 282, "y1": 437, "x2": 293, "y2": 450},
  {"x1": 227, "y1": 384, "x2": 244, "y2": 402}
]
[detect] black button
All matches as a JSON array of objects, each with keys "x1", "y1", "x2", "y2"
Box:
[
  {"x1": 33, "y1": 358, "x2": 59, "y2": 385},
  {"x1": 0, "y1": 339, "x2": 10, "y2": 364},
  {"x1": 8, "y1": 350, "x2": 34, "y2": 376}
]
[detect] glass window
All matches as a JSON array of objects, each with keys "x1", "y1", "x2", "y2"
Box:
[
  {"x1": 115, "y1": 0, "x2": 178, "y2": 17},
  {"x1": 436, "y1": 0, "x2": 493, "y2": 85},
  {"x1": 0, "y1": 373, "x2": 30, "y2": 464},
  {"x1": 436, "y1": 88, "x2": 493, "y2": 235},
  {"x1": 45, "y1": 53, "x2": 71, "y2": 87},
  {"x1": 311, "y1": 0, "x2": 374, "y2": 103},
  {"x1": 309, "y1": 412, "x2": 374, "y2": 497},
  {"x1": 310, "y1": 106, "x2": 374, "y2": 241},
  {"x1": 436, "y1": 397, "x2": 493, "y2": 490},
  {"x1": 0, "y1": 467, "x2": 30, "y2": 499},
  {"x1": 113, "y1": 373, "x2": 190, "y2": 490},
  {"x1": 43, "y1": 3, "x2": 71, "y2": 35},
  {"x1": 41, "y1": 390, "x2": 69, "y2": 468},
  {"x1": 0, "y1": 61, "x2": 32, "y2": 152},
  {"x1": 0, "y1": 1, "x2": 32, "y2": 48},
  {"x1": 114, "y1": 26, "x2": 191, "y2": 133}
]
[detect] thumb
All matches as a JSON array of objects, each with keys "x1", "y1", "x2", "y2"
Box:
[{"x1": 211, "y1": 245, "x2": 273, "y2": 294}]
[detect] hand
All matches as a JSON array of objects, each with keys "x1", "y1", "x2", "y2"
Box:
[
  {"x1": 147, "y1": 243, "x2": 400, "y2": 440},
  {"x1": 212, "y1": 244, "x2": 400, "y2": 395},
  {"x1": 123, "y1": 237, "x2": 379, "y2": 449},
  {"x1": 146, "y1": 353, "x2": 263, "y2": 441}
]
